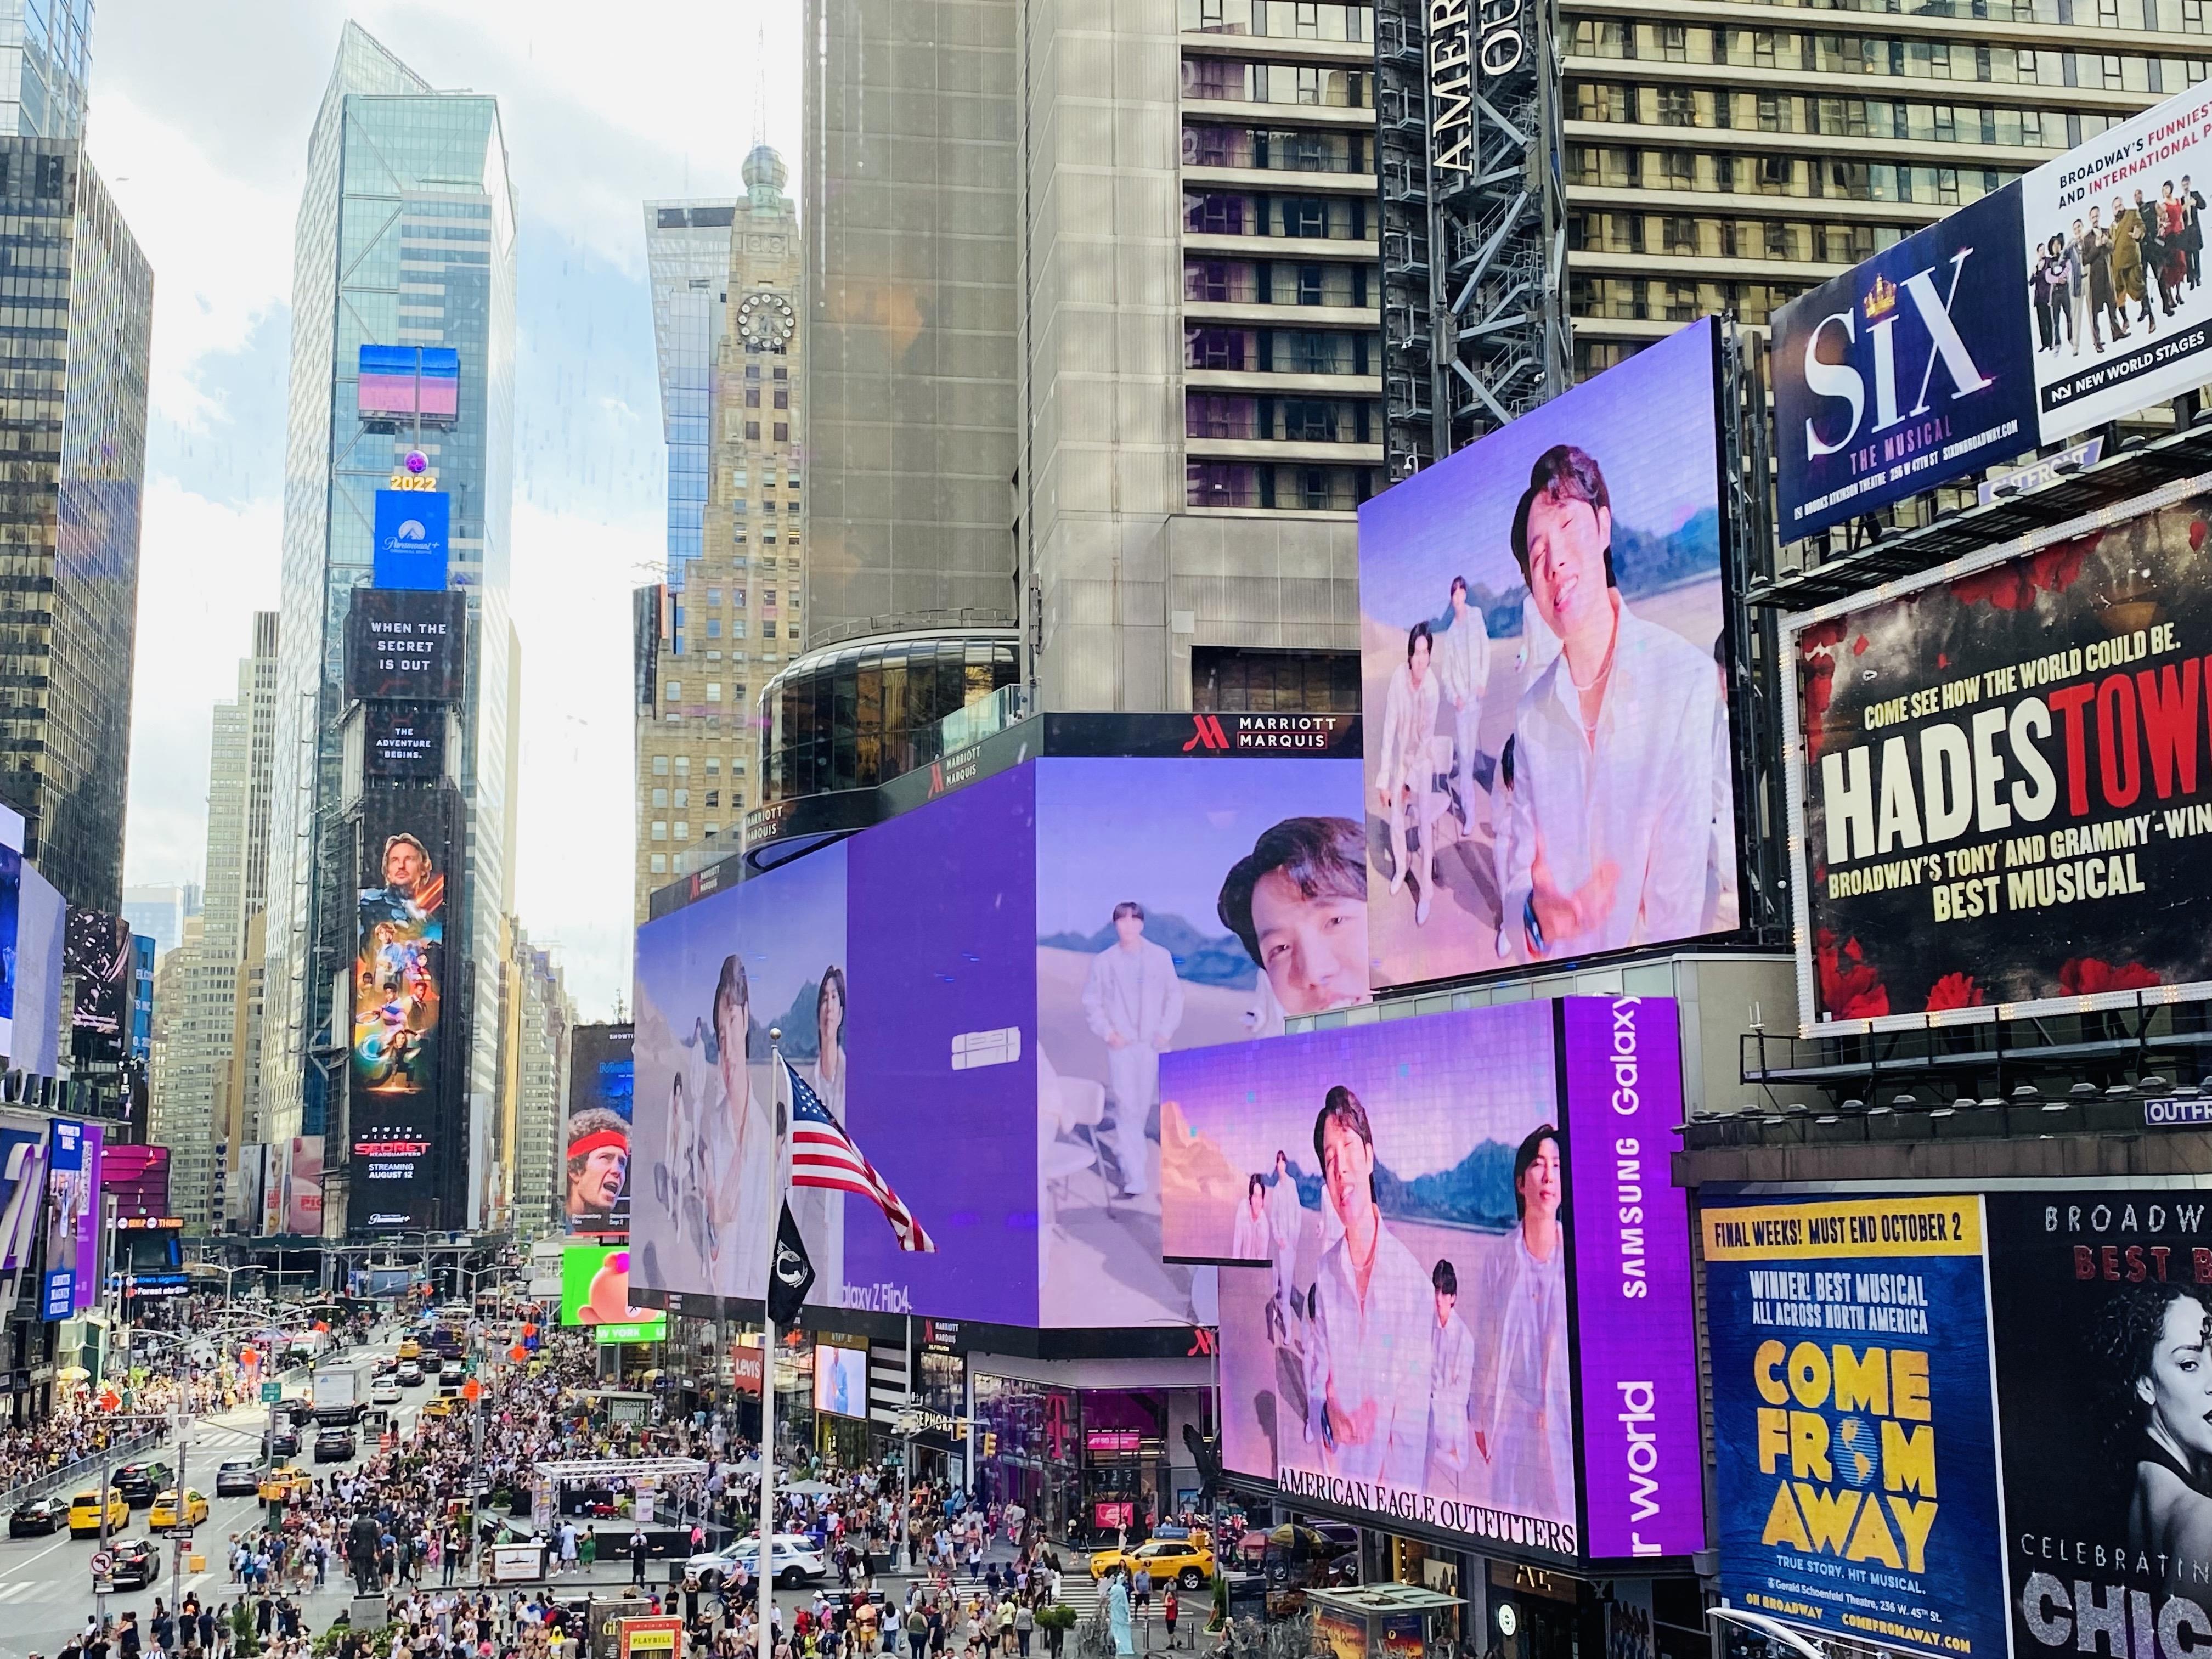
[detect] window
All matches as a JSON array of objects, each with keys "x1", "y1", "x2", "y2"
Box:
[
  {"x1": 762, "y1": 620, "x2": 777, "y2": 638},
  {"x1": 665, "y1": 680, "x2": 680, "y2": 701},
  {"x1": 706, "y1": 617, "x2": 721, "y2": 638},
  {"x1": 1288, "y1": 198, "x2": 1328, "y2": 236},
  {"x1": 1658, "y1": 87, "x2": 1694, "y2": 126},
  {"x1": 745, "y1": 420, "x2": 760, "y2": 439},
  {"x1": 1281, "y1": 400, "x2": 1339, "y2": 441},
  {"x1": 674, "y1": 822, "x2": 689, "y2": 840},
  {"x1": 746, "y1": 388, "x2": 761, "y2": 408},
  {"x1": 774, "y1": 423, "x2": 789, "y2": 441},
  {"x1": 674, "y1": 789, "x2": 689, "y2": 808},
  {"x1": 706, "y1": 789, "x2": 720, "y2": 808},
  {"x1": 652, "y1": 821, "x2": 668, "y2": 841},
  {"x1": 1297, "y1": 65, "x2": 1322, "y2": 103},
  {"x1": 650, "y1": 854, "x2": 667, "y2": 873},
  {"x1": 1298, "y1": 266, "x2": 1325, "y2": 304},
  {"x1": 652, "y1": 787, "x2": 669, "y2": 807},
  {"x1": 653, "y1": 755, "x2": 670, "y2": 775},
  {"x1": 707, "y1": 684, "x2": 723, "y2": 702}
]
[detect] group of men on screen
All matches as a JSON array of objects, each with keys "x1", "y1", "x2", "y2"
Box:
[{"x1": 1233, "y1": 1097, "x2": 1573, "y2": 1517}]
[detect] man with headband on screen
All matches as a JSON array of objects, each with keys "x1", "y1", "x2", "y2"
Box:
[
  {"x1": 1498, "y1": 444, "x2": 1724, "y2": 961},
  {"x1": 1302, "y1": 1086, "x2": 1429, "y2": 1487}
]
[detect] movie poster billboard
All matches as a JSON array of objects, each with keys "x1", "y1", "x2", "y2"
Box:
[
  {"x1": 1174, "y1": 998, "x2": 1701, "y2": 1561},
  {"x1": 346, "y1": 588, "x2": 465, "y2": 703},
  {"x1": 1787, "y1": 486, "x2": 2212, "y2": 1029},
  {"x1": 1356, "y1": 318, "x2": 1737, "y2": 993},
  {"x1": 1773, "y1": 188, "x2": 2037, "y2": 542},
  {"x1": 1033, "y1": 756, "x2": 1367, "y2": 1329},
  {"x1": 565, "y1": 1023, "x2": 634, "y2": 1236},
  {"x1": 349, "y1": 792, "x2": 457, "y2": 1232},
  {"x1": 40, "y1": 1119, "x2": 92, "y2": 1321},
  {"x1": 1703, "y1": 1194, "x2": 2006, "y2": 1659}
]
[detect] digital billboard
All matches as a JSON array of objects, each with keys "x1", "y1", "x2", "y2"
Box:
[
  {"x1": 813, "y1": 1340, "x2": 869, "y2": 1419},
  {"x1": 632, "y1": 839, "x2": 853, "y2": 1309},
  {"x1": 1786, "y1": 487, "x2": 2212, "y2": 1029},
  {"x1": 0, "y1": 844, "x2": 20, "y2": 1059},
  {"x1": 1356, "y1": 318, "x2": 1737, "y2": 992},
  {"x1": 346, "y1": 589, "x2": 465, "y2": 703},
  {"x1": 1772, "y1": 188, "x2": 2036, "y2": 542},
  {"x1": 565, "y1": 1023, "x2": 634, "y2": 1236},
  {"x1": 363, "y1": 703, "x2": 445, "y2": 782},
  {"x1": 558, "y1": 1244, "x2": 665, "y2": 1341},
  {"x1": 349, "y1": 791, "x2": 458, "y2": 1231},
  {"x1": 280, "y1": 1137, "x2": 323, "y2": 1237},
  {"x1": 10, "y1": 866, "x2": 58, "y2": 1077},
  {"x1": 101, "y1": 1143, "x2": 170, "y2": 1221},
  {"x1": 358, "y1": 344, "x2": 460, "y2": 422},
  {"x1": 372, "y1": 489, "x2": 451, "y2": 592},
  {"x1": 40, "y1": 1119, "x2": 92, "y2": 1322},
  {"x1": 65, "y1": 909, "x2": 131, "y2": 1053},
  {"x1": 1706, "y1": 1186, "x2": 2212, "y2": 1659},
  {"x1": 1033, "y1": 756, "x2": 1367, "y2": 1329},
  {"x1": 1177, "y1": 997, "x2": 1701, "y2": 1561}
]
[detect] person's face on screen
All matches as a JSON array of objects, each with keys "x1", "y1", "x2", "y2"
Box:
[
  {"x1": 1519, "y1": 1137, "x2": 1562, "y2": 1228},
  {"x1": 2142, "y1": 1293, "x2": 2212, "y2": 1461},
  {"x1": 1434, "y1": 1288, "x2": 1456, "y2": 1327},
  {"x1": 1249, "y1": 868, "x2": 1367, "y2": 1017},
  {"x1": 819, "y1": 975, "x2": 845, "y2": 1057},
  {"x1": 714, "y1": 997, "x2": 748, "y2": 1098},
  {"x1": 1114, "y1": 913, "x2": 1146, "y2": 947},
  {"x1": 579, "y1": 1143, "x2": 627, "y2": 1212},
  {"x1": 1523, "y1": 493, "x2": 1613, "y2": 646},
  {"x1": 1320, "y1": 1118, "x2": 1375, "y2": 1229},
  {"x1": 385, "y1": 840, "x2": 427, "y2": 893}
]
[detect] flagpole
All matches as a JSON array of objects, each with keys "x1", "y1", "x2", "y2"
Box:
[{"x1": 761, "y1": 1029, "x2": 783, "y2": 1659}]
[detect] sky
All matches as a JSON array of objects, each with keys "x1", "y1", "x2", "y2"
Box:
[{"x1": 93, "y1": 0, "x2": 803, "y2": 1020}]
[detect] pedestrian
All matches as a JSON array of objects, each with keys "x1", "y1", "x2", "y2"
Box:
[
  {"x1": 631, "y1": 1526, "x2": 650, "y2": 1588},
  {"x1": 1160, "y1": 1589, "x2": 1177, "y2": 1651},
  {"x1": 904, "y1": 1606, "x2": 928, "y2": 1659}
]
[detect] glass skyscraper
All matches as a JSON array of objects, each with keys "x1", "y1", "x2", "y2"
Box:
[
  {"x1": 0, "y1": 0, "x2": 92, "y2": 140},
  {"x1": 262, "y1": 24, "x2": 517, "y2": 1192},
  {"x1": 645, "y1": 200, "x2": 736, "y2": 590}
]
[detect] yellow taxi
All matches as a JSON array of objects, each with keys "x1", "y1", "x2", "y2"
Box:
[
  {"x1": 148, "y1": 1488, "x2": 208, "y2": 1531},
  {"x1": 420, "y1": 1396, "x2": 454, "y2": 1419},
  {"x1": 67, "y1": 1487, "x2": 127, "y2": 1538},
  {"x1": 1088, "y1": 1531, "x2": 1216, "y2": 1589},
  {"x1": 396, "y1": 1337, "x2": 421, "y2": 1361},
  {"x1": 258, "y1": 1466, "x2": 312, "y2": 1504}
]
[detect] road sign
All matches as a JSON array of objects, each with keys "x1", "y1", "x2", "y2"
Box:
[
  {"x1": 91, "y1": 1550, "x2": 113, "y2": 1577},
  {"x1": 461, "y1": 1378, "x2": 482, "y2": 1401},
  {"x1": 260, "y1": 1381, "x2": 281, "y2": 1403}
]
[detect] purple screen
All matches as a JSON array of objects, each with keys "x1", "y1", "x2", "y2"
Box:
[
  {"x1": 845, "y1": 764, "x2": 1039, "y2": 1324},
  {"x1": 1561, "y1": 996, "x2": 1703, "y2": 1560},
  {"x1": 76, "y1": 1124, "x2": 102, "y2": 1311}
]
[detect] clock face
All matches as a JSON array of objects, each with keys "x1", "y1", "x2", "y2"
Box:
[{"x1": 739, "y1": 291, "x2": 795, "y2": 347}]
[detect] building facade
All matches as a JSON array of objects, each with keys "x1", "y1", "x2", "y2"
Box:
[
  {"x1": 634, "y1": 149, "x2": 801, "y2": 912},
  {"x1": 121, "y1": 883, "x2": 200, "y2": 965},
  {"x1": 645, "y1": 199, "x2": 737, "y2": 590},
  {"x1": 0, "y1": 0, "x2": 91, "y2": 142},
  {"x1": 801, "y1": 0, "x2": 1365, "y2": 716},
  {"x1": 504, "y1": 930, "x2": 571, "y2": 1243},
  {"x1": 262, "y1": 24, "x2": 518, "y2": 1189},
  {"x1": 0, "y1": 132, "x2": 149, "y2": 915}
]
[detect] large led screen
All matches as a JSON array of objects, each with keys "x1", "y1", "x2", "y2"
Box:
[
  {"x1": 1176, "y1": 997, "x2": 1701, "y2": 1561},
  {"x1": 349, "y1": 792, "x2": 457, "y2": 1231},
  {"x1": 1787, "y1": 488, "x2": 2212, "y2": 1029},
  {"x1": 558, "y1": 1243, "x2": 665, "y2": 1340},
  {"x1": 41, "y1": 1119, "x2": 92, "y2": 1321},
  {"x1": 1357, "y1": 319, "x2": 1736, "y2": 992},
  {"x1": 65, "y1": 909, "x2": 131, "y2": 1060},
  {"x1": 814, "y1": 1341, "x2": 870, "y2": 1419},
  {"x1": 633, "y1": 840, "x2": 848, "y2": 1307},
  {"x1": 565, "y1": 1023, "x2": 634, "y2": 1235},
  {"x1": 1034, "y1": 757, "x2": 1367, "y2": 1329}
]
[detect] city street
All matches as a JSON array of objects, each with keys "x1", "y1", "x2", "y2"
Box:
[{"x1": 0, "y1": 1333, "x2": 436, "y2": 1656}]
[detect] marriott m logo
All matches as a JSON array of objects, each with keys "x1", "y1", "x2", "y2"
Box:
[{"x1": 1182, "y1": 714, "x2": 1231, "y2": 753}]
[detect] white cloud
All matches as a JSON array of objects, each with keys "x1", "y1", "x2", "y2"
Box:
[{"x1": 121, "y1": 481, "x2": 284, "y2": 886}]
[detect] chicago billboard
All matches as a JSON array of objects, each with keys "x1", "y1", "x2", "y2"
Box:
[
  {"x1": 1356, "y1": 318, "x2": 1737, "y2": 992},
  {"x1": 1787, "y1": 485, "x2": 2212, "y2": 1028},
  {"x1": 1707, "y1": 1187, "x2": 2212, "y2": 1659},
  {"x1": 1170, "y1": 998, "x2": 1701, "y2": 1562},
  {"x1": 1776, "y1": 75, "x2": 2212, "y2": 538}
]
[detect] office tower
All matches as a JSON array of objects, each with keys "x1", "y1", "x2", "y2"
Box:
[
  {"x1": 0, "y1": 134, "x2": 150, "y2": 911},
  {"x1": 1556, "y1": 2, "x2": 2199, "y2": 375},
  {"x1": 148, "y1": 615, "x2": 279, "y2": 1232},
  {"x1": 645, "y1": 199, "x2": 738, "y2": 588},
  {"x1": 802, "y1": 0, "x2": 1365, "y2": 717},
  {"x1": 121, "y1": 883, "x2": 202, "y2": 964},
  {"x1": 0, "y1": 0, "x2": 91, "y2": 140},
  {"x1": 503, "y1": 931, "x2": 571, "y2": 1242},
  {"x1": 262, "y1": 25, "x2": 518, "y2": 1192},
  {"x1": 635, "y1": 149, "x2": 800, "y2": 911}
]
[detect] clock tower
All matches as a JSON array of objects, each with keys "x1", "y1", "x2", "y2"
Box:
[{"x1": 633, "y1": 143, "x2": 805, "y2": 918}]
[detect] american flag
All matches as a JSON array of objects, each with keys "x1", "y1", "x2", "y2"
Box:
[{"x1": 784, "y1": 1059, "x2": 936, "y2": 1252}]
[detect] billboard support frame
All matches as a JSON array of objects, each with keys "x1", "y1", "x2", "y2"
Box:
[{"x1": 1720, "y1": 323, "x2": 1791, "y2": 946}]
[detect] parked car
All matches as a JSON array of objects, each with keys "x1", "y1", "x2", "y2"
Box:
[
  {"x1": 313, "y1": 1426, "x2": 357, "y2": 1464},
  {"x1": 97, "y1": 1538, "x2": 158, "y2": 1589},
  {"x1": 112, "y1": 1462, "x2": 173, "y2": 1506},
  {"x1": 8, "y1": 1495, "x2": 67, "y2": 1537},
  {"x1": 213, "y1": 1460, "x2": 260, "y2": 1498},
  {"x1": 684, "y1": 1534, "x2": 826, "y2": 1590}
]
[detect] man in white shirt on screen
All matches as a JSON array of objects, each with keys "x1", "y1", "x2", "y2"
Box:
[
  {"x1": 1301, "y1": 1086, "x2": 1429, "y2": 1489},
  {"x1": 1497, "y1": 443, "x2": 1725, "y2": 961},
  {"x1": 1082, "y1": 901, "x2": 1185, "y2": 1201}
]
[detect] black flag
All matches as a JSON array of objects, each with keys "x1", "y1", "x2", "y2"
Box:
[{"x1": 768, "y1": 1202, "x2": 814, "y2": 1324}]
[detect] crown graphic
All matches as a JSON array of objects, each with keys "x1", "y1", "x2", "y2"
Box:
[{"x1": 1863, "y1": 274, "x2": 1898, "y2": 321}]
